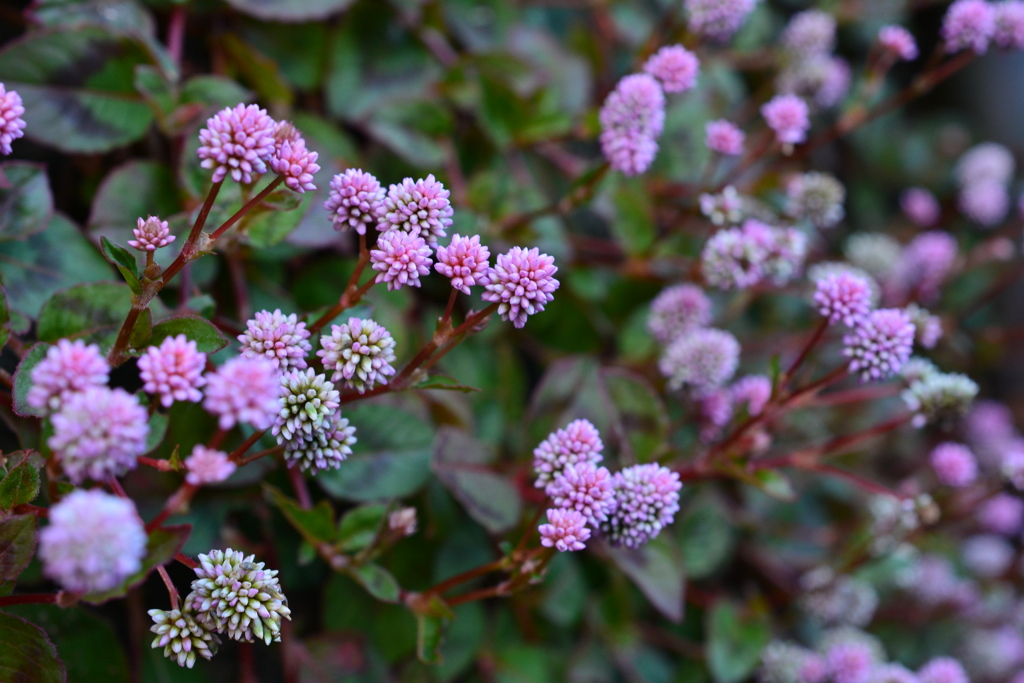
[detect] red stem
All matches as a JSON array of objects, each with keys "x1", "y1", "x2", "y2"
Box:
[
  {"x1": 0, "y1": 593, "x2": 58, "y2": 607},
  {"x1": 210, "y1": 176, "x2": 284, "y2": 240}
]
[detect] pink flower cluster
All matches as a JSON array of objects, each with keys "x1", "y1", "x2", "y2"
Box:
[
  {"x1": 434, "y1": 234, "x2": 491, "y2": 294},
  {"x1": 599, "y1": 73, "x2": 666, "y2": 175},
  {"x1": 705, "y1": 119, "x2": 745, "y2": 156},
  {"x1": 138, "y1": 334, "x2": 207, "y2": 408},
  {"x1": 0, "y1": 83, "x2": 26, "y2": 155},
  {"x1": 129, "y1": 216, "x2": 175, "y2": 251},
  {"x1": 762, "y1": 94, "x2": 810, "y2": 146},
  {"x1": 942, "y1": 0, "x2": 996, "y2": 53},
  {"x1": 878, "y1": 25, "x2": 919, "y2": 61},
  {"x1": 647, "y1": 283, "x2": 713, "y2": 344},
  {"x1": 27, "y1": 339, "x2": 109, "y2": 414},
  {"x1": 378, "y1": 174, "x2": 453, "y2": 245},
  {"x1": 203, "y1": 356, "x2": 280, "y2": 430},
  {"x1": 701, "y1": 219, "x2": 807, "y2": 290},
  {"x1": 533, "y1": 418, "x2": 605, "y2": 490},
  {"x1": 324, "y1": 169, "x2": 386, "y2": 234},
  {"x1": 842, "y1": 308, "x2": 915, "y2": 381},
  {"x1": 684, "y1": 0, "x2": 757, "y2": 40},
  {"x1": 185, "y1": 445, "x2": 236, "y2": 486},
  {"x1": 659, "y1": 327, "x2": 740, "y2": 392},
  {"x1": 930, "y1": 442, "x2": 978, "y2": 487},
  {"x1": 815, "y1": 271, "x2": 874, "y2": 327},
  {"x1": 238, "y1": 309, "x2": 312, "y2": 371},
  {"x1": 602, "y1": 463, "x2": 682, "y2": 549},
  {"x1": 371, "y1": 230, "x2": 433, "y2": 291},
  {"x1": 643, "y1": 45, "x2": 700, "y2": 93},
  {"x1": 480, "y1": 246, "x2": 560, "y2": 328}
]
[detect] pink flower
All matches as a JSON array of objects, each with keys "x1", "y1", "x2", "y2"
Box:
[
  {"x1": 956, "y1": 142, "x2": 1015, "y2": 186},
  {"x1": 705, "y1": 119, "x2": 745, "y2": 156},
  {"x1": 799, "y1": 655, "x2": 829, "y2": 683},
  {"x1": 599, "y1": 73, "x2": 666, "y2": 175},
  {"x1": 643, "y1": 45, "x2": 700, "y2": 93},
  {"x1": 942, "y1": 0, "x2": 996, "y2": 53},
  {"x1": 203, "y1": 356, "x2": 279, "y2": 430},
  {"x1": 825, "y1": 642, "x2": 874, "y2": 683},
  {"x1": 959, "y1": 180, "x2": 1010, "y2": 227},
  {"x1": 995, "y1": 0, "x2": 1024, "y2": 48},
  {"x1": 762, "y1": 94, "x2": 810, "y2": 146},
  {"x1": 549, "y1": 463, "x2": 616, "y2": 524},
  {"x1": 324, "y1": 169, "x2": 386, "y2": 234},
  {"x1": 378, "y1": 174, "x2": 453, "y2": 246},
  {"x1": 601, "y1": 463, "x2": 682, "y2": 549},
  {"x1": 481, "y1": 246, "x2": 560, "y2": 328},
  {"x1": 659, "y1": 328, "x2": 740, "y2": 391},
  {"x1": 370, "y1": 230, "x2": 433, "y2": 291},
  {"x1": 930, "y1": 442, "x2": 978, "y2": 487},
  {"x1": 685, "y1": 0, "x2": 757, "y2": 40},
  {"x1": 917, "y1": 658, "x2": 969, "y2": 683},
  {"x1": 782, "y1": 10, "x2": 837, "y2": 56},
  {"x1": 0, "y1": 83, "x2": 26, "y2": 155},
  {"x1": 197, "y1": 104, "x2": 277, "y2": 184},
  {"x1": 878, "y1": 25, "x2": 919, "y2": 60},
  {"x1": 185, "y1": 445, "x2": 236, "y2": 486},
  {"x1": 270, "y1": 135, "x2": 319, "y2": 193},
  {"x1": 888, "y1": 231, "x2": 958, "y2": 304},
  {"x1": 237, "y1": 309, "x2": 312, "y2": 371},
  {"x1": 539, "y1": 508, "x2": 591, "y2": 552},
  {"x1": 900, "y1": 187, "x2": 940, "y2": 226},
  {"x1": 842, "y1": 308, "x2": 915, "y2": 381},
  {"x1": 697, "y1": 388, "x2": 734, "y2": 442},
  {"x1": 962, "y1": 533, "x2": 1013, "y2": 576},
  {"x1": 647, "y1": 284, "x2": 713, "y2": 344},
  {"x1": 533, "y1": 419, "x2": 604, "y2": 490},
  {"x1": 317, "y1": 318, "x2": 396, "y2": 393},
  {"x1": 129, "y1": 215, "x2": 175, "y2": 251},
  {"x1": 434, "y1": 234, "x2": 491, "y2": 294},
  {"x1": 731, "y1": 375, "x2": 772, "y2": 416},
  {"x1": 138, "y1": 334, "x2": 207, "y2": 408},
  {"x1": 815, "y1": 271, "x2": 874, "y2": 327},
  {"x1": 27, "y1": 339, "x2": 109, "y2": 414}
]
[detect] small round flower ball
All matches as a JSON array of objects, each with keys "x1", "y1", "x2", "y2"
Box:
[
  {"x1": 284, "y1": 413, "x2": 356, "y2": 473},
  {"x1": 659, "y1": 327, "x2": 740, "y2": 392},
  {"x1": 900, "y1": 187, "x2": 941, "y2": 227},
  {"x1": 317, "y1": 318, "x2": 397, "y2": 393},
  {"x1": 238, "y1": 309, "x2": 312, "y2": 371},
  {"x1": 203, "y1": 356, "x2": 280, "y2": 431},
  {"x1": 549, "y1": 462, "x2": 616, "y2": 525},
  {"x1": 324, "y1": 169, "x2": 385, "y2": 234},
  {"x1": 481, "y1": 246, "x2": 560, "y2": 328},
  {"x1": 731, "y1": 375, "x2": 772, "y2": 416},
  {"x1": 930, "y1": 442, "x2": 978, "y2": 487},
  {"x1": 902, "y1": 371, "x2": 978, "y2": 428},
  {"x1": 533, "y1": 419, "x2": 605, "y2": 491},
  {"x1": 129, "y1": 216, "x2": 175, "y2": 251},
  {"x1": 956, "y1": 142, "x2": 1015, "y2": 186},
  {"x1": 138, "y1": 334, "x2": 206, "y2": 408},
  {"x1": 978, "y1": 493, "x2": 1024, "y2": 534},
  {"x1": 197, "y1": 103, "x2": 277, "y2": 184},
  {"x1": 799, "y1": 654, "x2": 828, "y2": 683},
  {"x1": 0, "y1": 83, "x2": 26, "y2": 155},
  {"x1": 371, "y1": 230, "x2": 433, "y2": 291},
  {"x1": 962, "y1": 534, "x2": 1014, "y2": 577},
  {"x1": 602, "y1": 463, "x2": 682, "y2": 549},
  {"x1": 786, "y1": 171, "x2": 846, "y2": 228},
  {"x1": 685, "y1": 0, "x2": 758, "y2": 41},
  {"x1": 539, "y1": 508, "x2": 591, "y2": 552},
  {"x1": 878, "y1": 25, "x2": 919, "y2": 60},
  {"x1": 917, "y1": 658, "x2": 969, "y2": 683},
  {"x1": 696, "y1": 388, "x2": 734, "y2": 442},
  {"x1": 705, "y1": 119, "x2": 745, "y2": 156},
  {"x1": 643, "y1": 45, "x2": 700, "y2": 93},
  {"x1": 762, "y1": 94, "x2": 810, "y2": 146},
  {"x1": 995, "y1": 0, "x2": 1024, "y2": 48},
  {"x1": 378, "y1": 174, "x2": 453, "y2": 246},
  {"x1": 959, "y1": 180, "x2": 1010, "y2": 227},
  {"x1": 815, "y1": 271, "x2": 874, "y2": 327},
  {"x1": 270, "y1": 135, "x2": 319, "y2": 193},
  {"x1": 782, "y1": 10, "x2": 837, "y2": 57},
  {"x1": 842, "y1": 308, "x2": 915, "y2": 382},
  {"x1": 273, "y1": 368, "x2": 340, "y2": 444},
  {"x1": 27, "y1": 339, "x2": 109, "y2": 414},
  {"x1": 148, "y1": 607, "x2": 220, "y2": 669},
  {"x1": 646, "y1": 284, "x2": 713, "y2": 345},
  {"x1": 871, "y1": 664, "x2": 918, "y2": 683},
  {"x1": 824, "y1": 641, "x2": 875, "y2": 683},
  {"x1": 942, "y1": 0, "x2": 996, "y2": 53},
  {"x1": 49, "y1": 386, "x2": 149, "y2": 484},
  {"x1": 184, "y1": 445, "x2": 236, "y2": 486},
  {"x1": 39, "y1": 489, "x2": 146, "y2": 593},
  {"x1": 435, "y1": 234, "x2": 491, "y2": 295},
  {"x1": 599, "y1": 73, "x2": 666, "y2": 176}
]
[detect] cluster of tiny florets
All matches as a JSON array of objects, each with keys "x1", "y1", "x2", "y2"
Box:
[
  {"x1": 647, "y1": 284, "x2": 713, "y2": 344},
  {"x1": 762, "y1": 94, "x2": 811, "y2": 146},
  {"x1": 539, "y1": 509, "x2": 591, "y2": 552},
  {"x1": 435, "y1": 234, "x2": 491, "y2": 294},
  {"x1": 324, "y1": 169, "x2": 386, "y2": 233},
  {"x1": 782, "y1": 10, "x2": 837, "y2": 57},
  {"x1": 942, "y1": 0, "x2": 996, "y2": 53},
  {"x1": 902, "y1": 371, "x2": 979, "y2": 427},
  {"x1": 317, "y1": 318, "x2": 397, "y2": 393},
  {"x1": 842, "y1": 308, "x2": 915, "y2": 382},
  {"x1": 548, "y1": 462, "x2": 616, "y2": 525},
  {"x1": 533, "y1": 418, "x2": 605, "y2": 490},
  {"x1": 684, "y1": 0, "x2": 757, "y2": 40},
  {"x1": 184, "y1": 445, "x2": 236, "y2": 486},
  {"x1": 706, "y1": 119, "x2": 745, "y2": 156},
  {"x1": 481, "y1": 247, "x2": 560, "y2": 328},
  {"x1": 237, "y1": 309, "x2": 312, "y2": 371},
  {"x1": 900, "y1": 187, "x2": 941, "y2": 227},
  {"x1": 129, "y1": 216, "x2": 175, "y2": 251},
  {"x1": 815, "y1": 272, "x2": 874, "y2": 327},
  {"x1": 642, "y1": 45, "x2": 700, "y2": 93},
  {"x1": 930, "y1": 442, "x2": 979, "y2": 487},
  {"x1": 879, "y1": 25, "x2": 919, "y2": 60},
  {"x1": 786, "y1": 171, "x2": 845, "y2": 228},
  {"x1": 379, "y1": 175, "x2": 453, "y2": 245},
  {"x1": 700, "y1": 185, "x2": 745, "y2": 225},
  {"x1": 601, "y1": 463, "x2": 682, "y2": 549},
  {"x1": 731, "y1": 374, "x2": 772, "y2": 416},
  {"x1": 0, "y1": 83, "x2": 26, "y2": 155},
  {"x1": 203, "y1": 356, "x2": 280, "y2": 430},
  {"x1": 273, "y1": 368, "x2": 340, "y2": 444},
  {"x1": 197, "y1": 104, "x2": 277, "y2": 184},
  {"x1": 148, "y1": 608, "x2": 221, "y2": 669},
  {"x1": 27, "y1": 339, "x2": 109, "y2": 414},
  {"x1": 284, "y1": 413, "x2": 356, "y2": 472},
  {"x1": 659, "y1": 327, "x2": 740, "y2": 391},
  {"x1": 138, "y1": 334, "x2": 206, "y2": 408},
  {"x1": 270, "y1": 134, "x2": 319, "y2": 193},
  {"x1": 599, "y1": 73, "x2": 666, "y2": 175},
  {"x1": 371, "y1": 230, "x2": 433, "y2": 291},
  {"x1": 701, "y1": 219, "x2": 807, "y2": 290}
]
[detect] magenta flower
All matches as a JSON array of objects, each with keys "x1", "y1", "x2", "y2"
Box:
[
  {"x1": 815, "y1": 271, "x2": 874, "y2": 327},
  {"x1": 39, "y1": 489, "x2": 146, "y2": 594},
  {"x1": 959, "y1": 180, "x2": 1010, "y2": 226},
  {"x1": 643, "y1": 45, "x2": 700, "y2": 93},
  {"x1": 647, "y1": 284, "x2": 713, "y2": 344},
  {"x1": 317, "y1": 318, "x2": 397, "y2": 393},
  {"x1": 481, "y1": 246, "x2": 560, "y2": 328},
  {"x1": 324, "y1": 169, "x2": 386, "y2": 234},
  {"x1": 599, "y1": 73, "x2": 666, "y2": 175},
  {"x1": 762, "y1": 94, "x2": 810, "y2": 146},
  {"x1": 782, "y1": 10, "x2": 837, "y2": 56},
  {"x1": 138, "y1": 334, "x2": 207, "y2": 408},
  {"x1": 900, "y1": 187, "x2": 940, "y2": 226},
  {"x1": 930, "y1": 442, "x2": 978, "y2": 487},
  {"x1": 978, "y1": 493, "x2": 1024, "y2": 534},
  {"x1": 185, "y1": 445, "x2": 236, "y2": 486},
  {"x1": 917, "y1": 658, "x2": 969, "y2": 683},
  {"x1": 379, "y1": 174, "x2": 453, "y2": 245},
  {"x1": 685, "y1": 0, "x2": 757, "y2": 40},
  {"x1": 27, "y1": 339, "x2": 109, "y2": 414},
  {"x1": 49, "y1": 386, "x2": 149, "y2": 484},
  {"x1": 942, "y1": 0, "x2": 996, "y2": 53},
  {"x1": 549, "y1": 463, "x2": 616, "y2": 525},
  {"x1": 842, "y1": 308, "x2": 915, "y2": 381},
  {"x1": 0, "y1": 83, "x2": 26, "y2": 155},
  {"x1": 539, "y1": 508, "x2": 591, "y2": 552},
  {"x1": 238, "y1": 309, "x2": 312, "y2": 371},
  {"x1": 659, "y1": 328, "x2": 740, "y2": 391},
  {"x1": 731, "y1": 375, "x2": 772, "y2": 416},
  {"x1": 888, "y1": 231, "x2": 958, "y2": 304},
  {"x1": 533, "y1": 418, "x2": 604, "y2": 491},
  {"x1": 824, "y1": 642, "x2": 874, "y2": 683},
  {"x1": 197, "y1": 104, "x2": 277, "y2": 184},
  {"x1": 434, "y1": 233, "x2": 491, "y2": 295},
  {"x1": 129, "y1": 215, "x2": 175, "y2": 251},
  {"x1": 878, "y1": 25, "x2": 919, "y2": 60},
  {"x1": 995, "y1": 0, "x2": 1024, "y2": 48},
  {"x1": 371, "y1": 230, "x2": 433, "y2": 291},
  {"x1": 705, "y1": 119, "x2": 745, "y2": 156},
  {"x1": 202, "y1": 356, "x2": 280, "y2": 430},
  {"x1": 270, "y1": 136, "x2": 319, "y2": 193},
  {"x1": 602, "y1": 463, "x2": 682, "y2": 549}
]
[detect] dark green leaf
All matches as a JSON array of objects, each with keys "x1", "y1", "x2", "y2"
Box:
[
  {"x1": 606, "y1": 535, "x2": 686, "y2": 622},
  {"x1": 0, "y1": 451, "x2": 43, "y2": 510},
  {"x1": 0, "y1": 285, "x2": 9, "y2": 350},
  {"x1": 223, "y1": 0, "x2": 355, "y2": 22},
  {"x1": 0, "y1": 514, "x2": 37, "y2": 583},
  {"x1": 99, "y1": 238, "x2": 142, "y2": 295},
  {"x1": 601, "y1": 369, "x2": 669, "y2": 461},
  {"x1": 37, "y1": 282, "x2": 131, "y2": 345},
  {"x1": 221, "y1": 34, "x2": 293, "y2": 106},
  {"x1": 349, "y1": 563, "x2": 400, "y2": 603},
  {"x1": 0, "y1": 612, "x2": 66, "y2": 683},
  {"x1": 416, "y1": 612, "x2": 450, "y2": 665},
  {"x1": 180, "y1": 75, "x2": 252, "y2": 109},
  {"x1": 706, "y1": 600, "x2": 771, "y2": 683},
  {"x1": 264, "y1": 485, "x2": 335, "y2": 544},
  {"x1": 144, "y1": 412, "x2": 168, "y2": 455},
  {"x1": 83, "y1": 524, "x2": 190, "y2": 604},
  {"x1": 149, "y1": 315, "x2": 228, "y2": 354},
  {"x1": 0, "y1": 163, "x2": 54, "y2": 242},
  {"x1": 133, "y1": 65, "x2": 175, "y2": 119},
  {"x1": 12, "y1": 344, "x2": 49, "y2": 418},
  {"x1": 677, "y1": 491, "x2": 735, "y2": 580},
  {"x1": 336, "y1": 503, "x2": 388, "y2": 552},
  {"x1": 28, "y1": 0, "x2": 157, "y2": 39},
  {"x1": 432, "y1": 427, "x2": 521, "y2": 534}
]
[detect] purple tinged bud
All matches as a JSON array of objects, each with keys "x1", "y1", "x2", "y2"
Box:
[
  {"x1": 539, "y1": 508, "x2": 590, "y2": 552},
  {"x1": 324, "y1": 169, "x2": 386, "y2": 234},
  {"x1": 270, "y1": 132, "x2": 319, "y2": 193},
  {"x1": 129, "y1": 216, "x2": 175, "y2": 251},
  {"x1": 879, "y1": 25, "x2": 919, "y2": 60},
  {"x1": 197, "y1": 104, "x2": 277, "y2": 184},
  {"x1": 481, "y1": 246, "x2": 560, "y2": 328},
  {"x1": 185, "y1": 445, "x2": 236, "y2": 486},
  {"x1": 842, "y1": 308, "x2": 915, "y2": 382},
  {"x1": 370, "y1": 230, "x2": 433, "y2": 291},
  {"x1": 705, "y1": 119, "x2": 745, "y2": 156},
  {"x1": 435, "y1": 234, "x2": 491, "y2": 295},
  {"x1": 643, "y1": 45, "x2": 700, "y2": 93},
  {"x1": 138, "y1": 334, "x2": 206, "y2": 408},
  {"x1": 599, "y1": 73, "x2": 666, "y2": 175}
]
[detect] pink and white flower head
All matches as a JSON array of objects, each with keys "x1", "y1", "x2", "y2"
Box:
[
  {"x1": 324, "y1": 169, "x2": 386, "y2": 234},
  {"x1": 549, "y1": 462, "x2": 616, "y2": 525},
  {"x1": 184, "y1": 445, "x2": 236, "y2": 486},
  {"x1": 900, "y1": 187, "x2": 941, "y2": 226},
  {"x1": 700, "y1": 186, "x2": 745, "y2": 225},
  {"x1": 762, "y1": 94, "x2": 810, "y2": 146},
  {"x1": 956, "y1": 142, "x2": 1015, "y2": 186},
  {"x1": 959, "y1": 180, "x2": 1010, "y2": 226},
  {"x1": 481, "y1": 246, "x2": 560, "y2": 328},
  {"x1": 906, "y1": 305, "x2": 943, "y2": 349},
  {"x1": 270, "y1": 135, "x2": 319, "y2": 193},
  {"x1": 197, "y1": 104, "x2": 277, "y2": 184},
  {"x1": 696, "y1": 388, "x2": 734, "y2": 442},
  {"x1": 878, "y1": 25, "x2": 919, "y2": 60},
  {"x1": 284, "y1": 412, "x2": 356, "y2": 473},
  {"x1": 378, "y1": 174, "x2": 453, "y2": 246},
  {"x1": 942, "y1": 0, "x2": 996, "y2": 53},
  {"x1": 701, "y1": 226, "x2": 768, "y2": 289},
  {"x1": 129, "y1": 215, "x2": 175, "y2": 251},
  {"x1": 599, "y1": 73, "x2": 666, "y2": 175},
  {"x1": 0, "y1": 83, "x2": 26, "y2": 155},
  {"x1": 434, "y1": 234, "x2": 491, "y2": 295},
  {"x1": 659, "y1": 328, "x2": 740, "y2": 391},
  {"x1": 533, "y1": 419, "x2": 604, "y2": 490},
  {"x1": 815, "y1": 271, "x2": 874, "y2": 327},
  {"x1": 782, "y1": 10, "x2": 837, "y2": 57},
  {"x1": 138, "y1": 334, "x2": 207, "y2": 408},
  {"x1": 238, "y1": 309, "x2": 312, "y2": 371},
  {"x1": 685, "y1": 0, "x2": 758, "y2": 40},
  {"x1": 962, "y1": 534, "x2": 1014, "y2": 577},
  {"x1": 824, "y1": 642, "x2": 875, "y2": 683},
  {"x1": 371, "y1": 230, "x2": 432, "y2": 291},
  {"x1": 49, "y1": 386, "x2": 148, "y2": 484},
  {"x1": 539, "y1": 508, "x2": 591, "y2": 552},
  {"x1": 930, "y1": 442, "x2": 978, "y2": 487},
  {"x1": 799, "y1": 654, "x2": 828, "y2": 683},
  {"x1": 643, "y1": 45, "x2": 700, "y2": 93},
  {"x1": 202, "y1": 356, "x2": 279, "y2": 430},
  {"x1": 705, "y1": 119, "x2": 745, "y2": 156},
  {"x1": 736, "y1": 220, "x2": 806, "y2": 285},
  {"x1": 317, "y1": 318, "x2": 397, "y2": 393},
  {"x1": 995, "y1": 0, "x2": 1024, "y2": 48},
  {"x1": 39, "y1": 489, "x2": 146, "y2": 593},
  {"x1": 917, "y1": 658, "x2": 969, "y2": 683},
  {"x1": 889, "y1": 231, "x2": 959, "y2": 304},
  {"x1": 842, "y1": 308, "x2": 915, "y2": 381},
  {"x1": 731, "y1": 375, "x2": 772, "y2": 416},
  {"x1": 647, "y1": 284, "x2": 713, "y2": 344},
  {"x1": 601, "y1": 463, "x2": 682, "y2": 549},
  {"x1": 27, "y1": 339, "x2": 109, "y2": 414}
]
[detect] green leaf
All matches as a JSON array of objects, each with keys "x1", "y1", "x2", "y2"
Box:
[
  {"x1": 0, "y1": 514, "x2": 37, "y2": 583},
  {"x1": 0, "y1": 612, "x2": 66, "y2": 683},
  {"x1": 28, "y1": 0, "x2": 157, "y2": 39},
  {"x1": 601, "y1": 369, "x2": 669, "y2": 461},
  {"x1": 706, "y1": 600, "x2": 771, "y2": 683},
  {"x1": 37, "y1": 282, "x2": 131, "y2": 345},
  {"x1": 221, "y1": 34, "x2": 294, "y2": 106},
  {"x1": 0, "y1": 285, "x2": 10, "y2": 351},
  {"x1": 415, "y1": 596, "x2": 453, "y2": 665},
  {"x1": 432, "y1": 427, "x2": 522, "y2": 534},
  {"x1": 133, "y1": 64, "x2": 175, "y2": 119},
  {"x1": 144, "y1": 412, "x2": 168, "y2": 455},
  {"x1": 264, "y1": 484, "x2": 335, "y2": 544},
  {"x1": 0, "y1": 163, "x2": 54, "y2": 242},
  {"x1": 99, "y1": 238, "x2": 142, "y2": 295},
  {"x1": 677, "y1": 491, "x2": 735, "y2": 580},
  {"x1": 12, "y1": 344, "x2": 49, "y2": 418},
  {"x1": 336, "y1": 503, "x2": 388, "y2": 552},
  {"x1": 223, "y1": 0, "x2": 355, "y2": 22},
  {"x1": 0, "y1": 452, "x2": 43, "y2": 510},
  {"x1": 149, "y1": 315, "x2": 228, "y2": 354},
  {"x1": 609, "y1": 175, "x2": 655, "y2": 255},
  {"x1": 180, "y1": 75, "x2": 252, "y2": 109},
  {"x1": 348, "y1": 563, "x2": 400, "y2": 603},
  {"x1": 0, "y1": 27, "x2": 157, "y2": 153},
  {"x1": 606, "y1": 535, "x2": 686, "y2": 622},
  {"x1": 83, "y1": 524, "x2": 190, "y2": 604}
]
